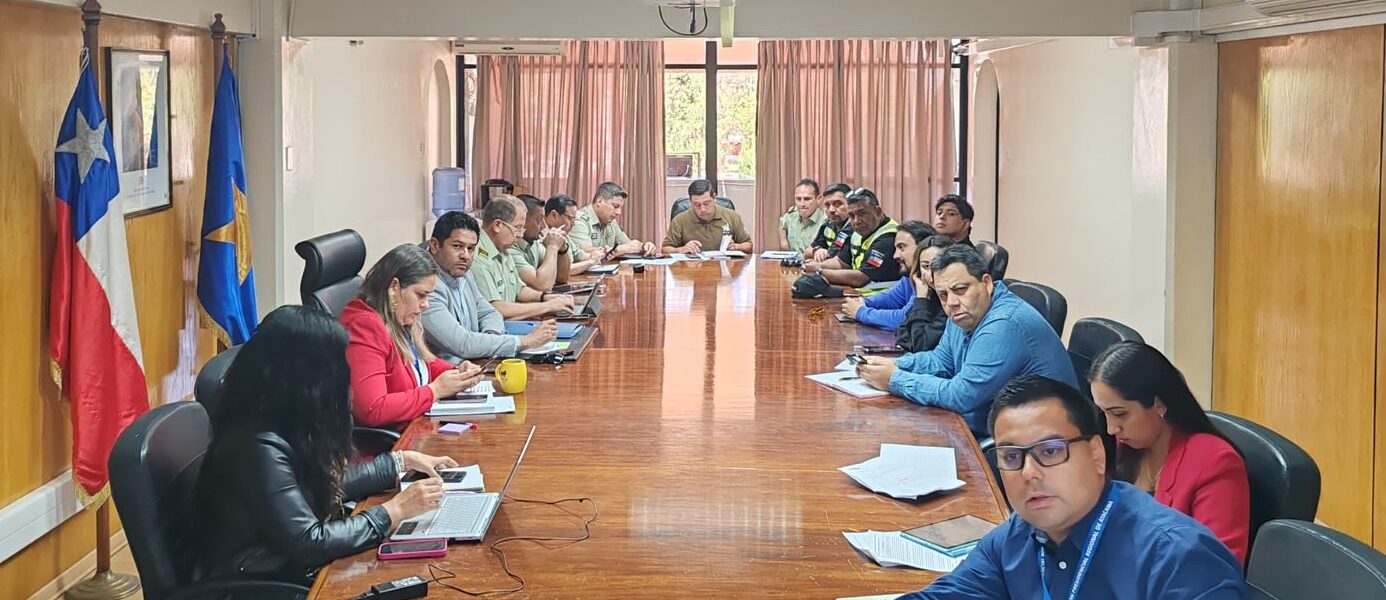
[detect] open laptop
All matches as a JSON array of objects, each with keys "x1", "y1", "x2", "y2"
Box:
[
  {"x1": 390, "y1": 426, "x2": 536, "y2": 542},
  {"x1": 555, "y1": 274, "x2": 606, "y2": 320}
]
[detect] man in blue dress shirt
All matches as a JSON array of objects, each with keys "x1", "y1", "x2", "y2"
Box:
[
  {"x1": 858, "y1": 245, "x2": 1077, "y2": 435},
  {"x1": 900, "y1": 376, "x2": 1247, "y2": 600}
]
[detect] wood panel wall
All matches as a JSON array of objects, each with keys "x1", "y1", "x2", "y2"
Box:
[
  {"x1": 1215, "y1": 26, "x2": 1383, "y2": 545},
  {"x1": 0, "y1": 1, "x2": 214, "y2": 596}
]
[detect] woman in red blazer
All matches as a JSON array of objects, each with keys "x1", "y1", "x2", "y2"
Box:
[
  {"x1": 1089, "y1": 341, "x2": 1251, "y2": 563},
  {"x1": 341, "y1": 244, "x2": 482, "y2": 430}
]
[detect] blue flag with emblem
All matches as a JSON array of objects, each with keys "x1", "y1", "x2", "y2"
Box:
[{"x1": 197, "y1": 50, "x2": 257, "y2": 345}]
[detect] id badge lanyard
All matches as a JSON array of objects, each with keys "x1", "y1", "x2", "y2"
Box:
[
  {"x1": 406, "y1": 339, "x2": 426, "y2": 386},
  {"x1": 1038, "y1": 486, "x2": 1119, "y2": 600}
]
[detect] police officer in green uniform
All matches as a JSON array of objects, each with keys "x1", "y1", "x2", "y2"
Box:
[
  {"x1": 470, "y1": 194, "x2": 577, "y2": 320},
  {"x1": 803, "y1": 187, "x2": 902, "y2": 295},
  {"x1": 778, "y1": 178, "x2": 827, "y2": 254},
  {"x1": 805, "y1": 182, "x2": 854, "y2": 261},
  {"x1": 508, "y1": 194, "x2": 570, "y2": 291}
]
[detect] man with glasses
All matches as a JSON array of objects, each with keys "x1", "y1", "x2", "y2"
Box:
[
  {"x1": 802, "y1": 187, "x2": 901, "y2": 294},
  {"x1": 470, "y1": 194, "x2": 577, "y2": 320},
  {"x1": 857, "y1": 245, "x2": 1075, "y2": 435},
  {"x1": 805, "y1": 183, "x2": 853, "y2": 261},
  {"x1": 898, "y1": 376, "x2": 1247, "y2": 599}
]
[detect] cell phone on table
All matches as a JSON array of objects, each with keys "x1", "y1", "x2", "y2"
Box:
[
  {"x1": 401, "y1": 470, "x2": 468, "y2": 484},
  {"x1": 377, "y1": 538, "x2": 448, "y2": 560},
  {"x1": 834, "y1": 313, "x2": 853, "y2": 323},
  {"x1": 845, "y1": 353, "x2": 868, "y2": 365},
  {"x1": 854, "y1": 344, "x2": 903, "y2": 354},
  {"x1": 436, "y1": 393, "x2": 489, "y2": 403}
]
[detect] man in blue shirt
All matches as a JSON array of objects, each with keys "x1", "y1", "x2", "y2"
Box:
[
  {"x1": 841, "y1": 220, "x2": 935, "y2": 331},
  {"x1": 858, "y1": 245, "x2": 1077, "y2": 435},
  {"x1": 899, "y1": 376, "x2": 1247, "y2": 599}
]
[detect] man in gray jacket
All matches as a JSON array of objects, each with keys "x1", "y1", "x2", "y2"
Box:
[{"x1": 421, "y1": 211, "x2": 556, "y2": 362}]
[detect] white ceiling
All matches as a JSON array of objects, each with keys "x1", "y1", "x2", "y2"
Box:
[{"x1": 288, "y1": 0, "x2": 1176, "y2": 39}]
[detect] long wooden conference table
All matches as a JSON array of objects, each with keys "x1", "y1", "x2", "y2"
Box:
[{"x1": 309, "y1": 258, "x2": 1008, "y2": 599}]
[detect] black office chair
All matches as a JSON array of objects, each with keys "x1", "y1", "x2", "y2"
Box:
[
  {"x1": 109, "y1": 401, "x2": 309, "y2": 600},
  {"x1": 973, "y1": 241, "x2": 1009, "y2": 281},
  {"x1": 294, "y1": 229, "x2": 367, "y2": 317},
  {"x1": 195, "y1": 346, "x2": 401, "y2": 456},
  {"x1": 1006, "y1": 281, "x2": 1068, "y2": 336},
  {"x1": 1208, "y1": 412, "x2": 1321, "y2": 550},
  {"x1": 1067, "y1": 317, "x2": 1144, "y2": 398},
  {"x1": 670, "y1": 196, "x2": 736, "y2": 220},
  {"x1": 1246, "y1": 520, "x2": 1386, "y2": 599}
]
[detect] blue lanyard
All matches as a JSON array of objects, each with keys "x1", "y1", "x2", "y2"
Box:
[
  {"x1": 405, "y1": 339, "x2": 425, "y2": 386},
  {"x1": 1038, "y1": 487, "x2": 1119, "y2": 600}
]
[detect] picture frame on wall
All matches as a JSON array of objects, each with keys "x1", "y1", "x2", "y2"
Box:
[{"x1": 106, "y1": 48, "x2": 172, "y2": 217}]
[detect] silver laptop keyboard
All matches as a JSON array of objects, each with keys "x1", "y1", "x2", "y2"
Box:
[{"x1": 427, "y1": 493, "x2": 489, "y2": 535}]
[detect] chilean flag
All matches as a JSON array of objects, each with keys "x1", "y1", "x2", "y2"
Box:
[{"x1": 48, "y1": 59, "x2": 150, "y2": 505}]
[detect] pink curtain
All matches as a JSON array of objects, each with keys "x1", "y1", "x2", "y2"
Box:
[
  {"x1": 473, "y1": 41, "x2": 666, "y2": 243},
  {"x1": 755, "y1": 40, "x2": 955, "y2": 243}
]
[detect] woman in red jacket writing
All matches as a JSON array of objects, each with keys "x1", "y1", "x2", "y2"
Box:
[
  {"x1": 340, "y1": 243, "x2": 482, "y2": 429},
  {"x1": 1090, "y1": 341, "x2": 1251, "y2": 563}
]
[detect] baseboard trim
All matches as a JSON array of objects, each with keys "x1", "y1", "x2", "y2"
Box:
[{"x1": 25, "y1": 531, "x2": 132, "y2": 600}]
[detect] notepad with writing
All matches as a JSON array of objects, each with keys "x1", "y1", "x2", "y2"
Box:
[{"x1": 806, "y1": 370, "x2": 890, "y2": 398}]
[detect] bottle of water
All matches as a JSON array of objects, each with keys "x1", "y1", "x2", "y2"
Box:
[{"x1": 431, "y1": 168, "x2": 466, "y2": 218}]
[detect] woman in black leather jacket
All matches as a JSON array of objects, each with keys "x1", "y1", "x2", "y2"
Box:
[
  {"x1": 895, "y1": 236, "x2": 954, "y2": 353},
  {"x1": 190, "y1": 305, "x2": 456, "y2": 587}
]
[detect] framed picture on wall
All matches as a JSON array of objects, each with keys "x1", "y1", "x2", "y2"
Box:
[{"x1": 106, "y1": 48, "x2": 172, "y2": 217}]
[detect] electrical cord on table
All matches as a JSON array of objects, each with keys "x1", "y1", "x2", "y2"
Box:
[{"x1": 424, "y1": 496, "x2": 598, "y2": 596}]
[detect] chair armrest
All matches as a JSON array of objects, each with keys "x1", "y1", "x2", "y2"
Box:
[
  {"x1": 353, "y1": 426, "x2": 402, "y2": 456},
  {"x1": 167, "y1": 580, "x2": 310, "y2": 600}
]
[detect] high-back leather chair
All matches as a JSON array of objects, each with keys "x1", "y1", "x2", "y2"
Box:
[
  {"x1": 193, "y1": 345, "x2": 241, "y2": 409},
  {"x1": 1067, "y1": 317, "x2": 1144, "y2": 398},
  {"x1": 1208, "y1": 412, "x2": 1321, "y2": 550},
  {"x1": 670, "y1": 196, "x2": 736, "y2": 220},
  {"x1": 973, "y1": 241, "x2": 1009, "y2": 281},
  {"x1": 294, "y1": 229, "x2": 366, "y2": 317},
  {"x1": 109, "y1": 401, "x2": 309, "y2": 600},
  {"x1": 194, "y1": 346, "x2": 401, "y2": 455},
  {"x1": 1006, "y1": 280, "x2": 1068, "y2": 336},
  {"x1": 1246, "y1": 520, "x2": 1386, "y2": 599}
]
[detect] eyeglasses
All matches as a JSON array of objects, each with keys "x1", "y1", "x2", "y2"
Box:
[
  {"x1": 497, "y1": 220, "x2": 524, "y2": 236},
  {"x1": 988, "y1": 435, "x2": 1094, "y2": 471}
]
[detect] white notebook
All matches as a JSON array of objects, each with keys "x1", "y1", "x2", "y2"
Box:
[
  {"x1": 426, "y1": 395, "x2": 515, "y2": 417},
  {"x1": 806, "y1": 370, "x2": 890, "y2": 399},
  {"x1": 400, "y1": 464, "x2": 484, "y2": 492}
]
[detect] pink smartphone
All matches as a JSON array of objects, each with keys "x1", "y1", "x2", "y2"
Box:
[{"x1": 377, "y1": 538, "x2": 448, "y2": 560}]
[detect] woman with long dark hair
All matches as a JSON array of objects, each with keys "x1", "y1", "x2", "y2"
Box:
[
  {"x1": 1089, "y1": 341, "x2": 1251, "y2": 562},
  {"x1": 342, "y1": 243, "x2": 483, "y2": 429},
  {"x1": 193, "y1": 305, "x2": 456, "y2": 586},
  {"x1": 894, "y1": 235, "x2": 953, "y2": 352}
]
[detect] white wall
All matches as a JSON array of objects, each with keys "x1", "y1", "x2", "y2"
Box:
[
  {"x1": 282, "y1": 38, "x2": 455, "y2": 292},
  {"x1": 983, "y1": 38, "x2": 1168, "y2": 348}
]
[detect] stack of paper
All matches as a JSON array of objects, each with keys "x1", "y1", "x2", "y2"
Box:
[
  {"x1": 400, "y1": 465, "x2": 484, "y2": 492},
  {"x1": 426, "y1": 395, "x2": 515, "y2": 417},
  {"x1": 838, "y1": 444, "x2": 965, "y2": 499},
  {"x1": 519, "y1": 341, "x2": 571, "y2": 355},
  {"x1": 843, "y1": 531, "x2": 966, "y2": 572},
  {"x1": 760, "y1": 250, "x2": 800, "y2": 260},
  {"x1": 807, "y1": 370, "x2": 890, "y2": 399},
  {"x1": 622, "y1": 257, "x2": 682, "y2": 266}
]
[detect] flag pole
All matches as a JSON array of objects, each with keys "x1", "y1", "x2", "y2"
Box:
[{"x1": 65, "y1": 2, "x2": 140, "y2": 599}]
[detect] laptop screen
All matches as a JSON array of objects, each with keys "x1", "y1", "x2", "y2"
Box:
[{"x1": 498, "y1": 426, "x2": 536, "y2": 499}]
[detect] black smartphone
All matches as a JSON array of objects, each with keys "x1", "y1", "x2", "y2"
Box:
[
  {"x1": 401, "y1": 470, "x2": 467, "y2": 483},
  {"x1": 845, "y1": 353, "x2": 867, "y2": 365},
  {"x1": 855, "y1": 344, "x2": 902, "y2": 354},
  {"x1": 436, "y1": 393, "x2": 488, "y2": 403},
  {"x1": 834, "y1": 313, "x2": 853, "y2": 323}
]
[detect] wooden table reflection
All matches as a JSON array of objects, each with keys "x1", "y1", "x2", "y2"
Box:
[{"x1": 308, "y1": 259, "x2": 1007, "y2": 599}]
